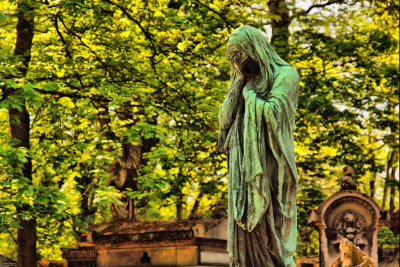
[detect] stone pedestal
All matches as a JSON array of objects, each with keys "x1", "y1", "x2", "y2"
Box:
[{"x1": 63, "y1": 218, "x2": 228, "y2": 267}]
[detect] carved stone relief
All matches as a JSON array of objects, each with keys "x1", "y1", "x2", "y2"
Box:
[{"x1": 329, "y1": 210, "x2": 370, "y2": 255}]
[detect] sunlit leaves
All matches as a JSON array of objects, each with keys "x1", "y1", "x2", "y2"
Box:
[{"x1": 0, "y1": 0, "x2": 398, "y2": 260}]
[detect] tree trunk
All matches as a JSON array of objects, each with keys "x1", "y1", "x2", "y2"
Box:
[
  {"x1": 369, "y1": 149, "x2": 377, "y2": 198},
  {"x1": 267, "y1": 0, "x2": 292, "y2": 60},
  {"x1": 176, "y1": 194, "x2": 183, "y2": 220},
  {"x1": 389, "y1": 166, "x2": 398, "y2": 212},
  {"x1": 382, "y1": 150, "x2": 395, "y2": 210},
  {"x1": 9, "y1": 1, "x2": 36, "y2": 266},
  {"x1": 17, "y1": 219, "x2": 37, "y2": 267},
  {"x1": 369, "y1": 179, "x2": 375, "y2": 198},
  {"x1": 176, "y1": 197, "x2": 183, "y2": 220},
  {"x1": 137, "y1": 137, "x2": 159, "y2": 220},
  {"x1": 370, "y1": 160, "x2": 377, "y2": 198},
  {"x1": 190, "y1": 192, "x2": 203, "y2": 216}
]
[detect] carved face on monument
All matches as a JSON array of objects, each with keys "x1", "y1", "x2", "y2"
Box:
[{"x1": 328, "y1": 209, "x2": 371, "y2": 256}]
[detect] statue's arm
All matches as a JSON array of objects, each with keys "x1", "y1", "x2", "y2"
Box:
[
  {"x1": 244, "y1": 68, "x2": 299, "y2": 128},
  {"x1": 219, "y1": 79, "x2": 243, "y2": 130}
]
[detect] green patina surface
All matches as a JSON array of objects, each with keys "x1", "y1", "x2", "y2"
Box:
[{"x1": 218, "y1": 26, "x2": 300, "y2": 267}]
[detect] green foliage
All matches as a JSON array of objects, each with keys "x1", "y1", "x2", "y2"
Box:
[
  {"x1": 0, "y1": 0, "x2": 268, "y2": 258},
  {"x1": 0, "y1": 0, "x2": 398, "y2": 260},
  {"x1": 378, "y1": 227, "x2": 399, "y2": 248},
  {"x1": 291, "y1": 0, "x2": 399, "y2": 255}
]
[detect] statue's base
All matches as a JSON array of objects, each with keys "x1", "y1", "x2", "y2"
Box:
[{"x1": 62, "y1": 218, "x2": 228, "y2": 267}]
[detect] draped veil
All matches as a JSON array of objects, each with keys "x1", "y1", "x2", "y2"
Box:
[{"x1": 218, "y1": 26, "x2": 300, "y2": 267}]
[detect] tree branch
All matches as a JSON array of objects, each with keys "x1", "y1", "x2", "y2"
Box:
[
  {"x1": 102, "y1": 0, "x2": 157, "y2": 53},
  {"x1": 294, "y1": 0, "x2": 346, "y2": 18},
  {"x1": 33, "y1": 88, "x2": 109, "y2": 102},
  {"x1": 8, "y1": 231, "x2": 17, "y2": 245},
  {"x1": 192, "y1": 0, "x2": 235, "y2": 28},
  {"x1": 52, "y1": 15, "x2": 86, "y2": 89},
  {"x1": 190, "y1": 192, "x2": 203, "y2": 216},
  {"x1": 57, "y1": 15, "x2": 117, "y2": 83}
]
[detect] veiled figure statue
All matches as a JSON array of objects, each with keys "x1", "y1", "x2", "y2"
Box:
[{"x1": 218, "y1": 26, "x2": 300, "y2": 266}]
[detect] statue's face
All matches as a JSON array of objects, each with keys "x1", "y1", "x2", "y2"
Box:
[
  {"x1": 228, "y1": 50, "x2": 260, "y2": 78},
  {"x1": 228, "y1": 50, "x2": 248, "y2": 74}
]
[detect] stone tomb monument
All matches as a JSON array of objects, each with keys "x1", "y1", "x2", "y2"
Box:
[
  {"x1": 308, "y1": 167, "x2": 386, "y2": 267},
  {"x1": 63, "y1": 142, "x2": 230, "y2": 266},
  {"x1": 62, "y1": 214, "x2": 228, "y2": 267}
]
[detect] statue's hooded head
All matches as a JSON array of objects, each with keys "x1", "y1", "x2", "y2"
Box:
[{"x1": 227, "y1": 25, "x2": 290, "y2": 96}]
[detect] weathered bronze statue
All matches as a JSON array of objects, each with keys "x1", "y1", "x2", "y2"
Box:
[{"x1": 219, "y1": 26, "x2": 300, "y2": 266}]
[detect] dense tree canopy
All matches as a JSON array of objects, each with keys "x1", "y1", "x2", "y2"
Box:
[{"x1": 0, "y1": 0, "x2": 398, "y2": 262}]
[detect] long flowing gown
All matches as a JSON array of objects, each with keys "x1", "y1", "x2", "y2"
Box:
[{"x1": 219, "y1": 65, "x2": 300, "y2": 267}]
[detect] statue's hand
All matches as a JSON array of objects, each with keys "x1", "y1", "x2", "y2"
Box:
[{"x1": 242, "y1": 79, "x2": 255, "y2": 98}]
